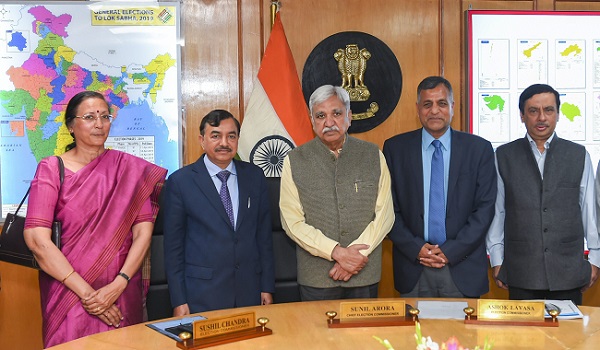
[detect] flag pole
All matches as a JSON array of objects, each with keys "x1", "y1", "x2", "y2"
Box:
[{"x1": 270, "y1": 1, "x2": 280, "y2": 30}]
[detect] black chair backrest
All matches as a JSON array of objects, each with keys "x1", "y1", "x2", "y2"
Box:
[
  {"x1": 146, "y1": 189, "x2": 172, "y2": 320},
  {"x1": 266, "y1": 177, "x2": 300, "y2": 302}
]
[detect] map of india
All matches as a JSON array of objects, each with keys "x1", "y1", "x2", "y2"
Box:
[{"x1": 0, "y1": 3, "x2": 180, "y2": 216}]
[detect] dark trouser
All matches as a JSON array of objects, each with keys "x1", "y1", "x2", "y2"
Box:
[
  {"x1": 299, "y1": 283, "x2": 378, "y2": 301},
  {"x1": 508, "y1": 286, "x2": 583, "y2": 305},
  {"x1": 401, "y1": 265, "x2": 469, "y2": 298}
]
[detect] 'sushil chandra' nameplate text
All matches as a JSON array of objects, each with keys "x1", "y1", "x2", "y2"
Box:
[{"x1": 193, "y1": 312, "x2": 255, "y2": 339}]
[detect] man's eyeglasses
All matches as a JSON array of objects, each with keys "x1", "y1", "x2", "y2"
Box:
[{"x1": 74, "y1": 114, "x2": 114, "y2": 124}]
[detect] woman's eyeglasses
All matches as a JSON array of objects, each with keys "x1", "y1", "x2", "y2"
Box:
[{"x1": 74, "y1": 114, "x2": 114, "y2": 124}]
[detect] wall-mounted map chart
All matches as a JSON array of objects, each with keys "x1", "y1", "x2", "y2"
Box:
[
  {"x1": 467, "y1": 10, "x2": 600, "y2": 172},
  {"x1": 0, "y1": 2, "x2": 181, "y2": 218}
]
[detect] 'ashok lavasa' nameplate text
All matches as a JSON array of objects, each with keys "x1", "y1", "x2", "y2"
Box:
[
  {"x1": 340, "y1": 301, "x2": 405, "y2": 321},
  {"x1": 193, "y1": 311, "x2": 255, "y2": 339},
  {"x1": 477, "y1": 299, "x2": 545, "y2": 321}
]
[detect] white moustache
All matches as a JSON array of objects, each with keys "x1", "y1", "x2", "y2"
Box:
[{"x1": 323, "y1": 126, "x2": 340, "y2": 133}]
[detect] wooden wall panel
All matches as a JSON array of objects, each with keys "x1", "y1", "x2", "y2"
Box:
[
  {"x1": 462, "y1": 0, "x2": 534, "y2": 10},
  {"x1": 239, "y1": 0, "x2": 263, "y2": 120},
  {"x1": 181, "y1": 0, "x2": 260, "y2": 164},
  {"x1": 443, "y1": 0, "x2": 465, "y2": 129},
  {"x1": 557, "y1": 2, "x2": 600, "y2": 10}
]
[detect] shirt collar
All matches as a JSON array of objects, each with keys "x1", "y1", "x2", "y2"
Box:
[
  {"x1": 526, "y1": 132, "x2": 555, "y2": 151},
  {"x1": 422, "y1": 127, "x2": 451, "y2": 151},
  {"x1": 203, "y1": 155, "x2": 236, "y2": 177}
]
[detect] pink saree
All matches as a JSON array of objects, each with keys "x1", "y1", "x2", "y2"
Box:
[{"x1": 25, "y1": 150, "x2": 167, "y2": 348}]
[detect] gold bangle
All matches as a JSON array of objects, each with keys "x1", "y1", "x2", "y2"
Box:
[{"x1": 61, "y1": 269, "x2": 75, "y2": 284}]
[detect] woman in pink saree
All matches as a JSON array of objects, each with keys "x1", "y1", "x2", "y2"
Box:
[{"x1": 24, "y1": 91, "x2": 167, "y2": 348}]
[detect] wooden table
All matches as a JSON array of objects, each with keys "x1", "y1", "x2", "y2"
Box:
[{"x1": 48, "y1": 298, "x2": 600, "y2": 349}]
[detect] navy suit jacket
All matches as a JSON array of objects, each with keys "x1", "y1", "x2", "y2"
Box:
[
  {"x1": 163, "y1": 155, "x2": 275, "y2": 313},
  {"x1": 382, "y1": 129, "x2": 497, "y2": 297}
]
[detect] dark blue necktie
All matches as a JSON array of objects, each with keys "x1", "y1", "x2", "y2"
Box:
[
  {"x1": 216, "y1": 170, "x2": 234, "y2": 228},
  {"x1": 428, "y1": 140, "x2": 446, "y2": 245}
]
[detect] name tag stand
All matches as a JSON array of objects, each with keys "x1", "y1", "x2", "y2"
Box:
[
  {"x1": 176, "y1": 312, "x2": 272, "y2": 349},
  {"x1": 325, "y1": 301, "x2": 419, "y2": 328},
  {"x1": 463, "y1": 300, "x2": 560, "y2": 327}
]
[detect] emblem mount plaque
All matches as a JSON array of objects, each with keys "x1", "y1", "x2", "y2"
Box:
[{"x1": 302, "y1": 31, "x2": 402, "y2": 134}]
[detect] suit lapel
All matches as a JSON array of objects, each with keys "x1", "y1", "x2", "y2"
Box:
[
  {"x1": 447, "y1": 129, "x2": 461, "y2": 202},
  {"x1": 191, "y1": 156, "x2": 235, "y2": 229},
  {"x1": 410, "y1": 130, "x2": 425, "y2": 213},
  {"x1": 235, "y1": 160, "x2": 248, "y2": 231}
]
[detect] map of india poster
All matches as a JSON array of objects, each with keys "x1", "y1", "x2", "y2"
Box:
[{"x1": 0, "y1": 2, "x2": 181, "y2": 218}]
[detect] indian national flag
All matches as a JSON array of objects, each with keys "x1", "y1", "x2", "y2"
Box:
[{"x1": 238, "y1": 12, "x2": 313, "y2": 177}]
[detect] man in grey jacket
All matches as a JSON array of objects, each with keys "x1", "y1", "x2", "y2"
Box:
[
  {"x1": 279, "y1": 85, "x2": 394, "y2": 301},
  {"x1": 486, "y1": 83, "x2": 600, "y2": 304}
]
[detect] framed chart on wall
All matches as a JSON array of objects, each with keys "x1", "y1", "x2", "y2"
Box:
[
  {"x1": 466, "y1": 10, "x2": 600, "y2": 171},
  {"x1": 0, "y1": 1, "x2": 182, "y2": 219}
]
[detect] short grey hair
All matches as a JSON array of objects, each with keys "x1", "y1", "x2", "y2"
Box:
[{"x1": 308, "y1": 85, "x2": 351, "y2": 116}]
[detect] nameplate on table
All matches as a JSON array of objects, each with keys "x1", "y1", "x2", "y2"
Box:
[
  {"x1": 340, "y1": 300, "x2": 405, "y2": 321},
  {"x1": 477, "y1": 299, "x2": 545, "y2": 321},
  {"x1": 193, "y1": 311, "x2": 255, "y2": 339}
]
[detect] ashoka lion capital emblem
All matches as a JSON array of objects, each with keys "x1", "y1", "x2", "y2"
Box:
[{"x1": 334, "y1": 44, "x2": 371, "y2": 102}]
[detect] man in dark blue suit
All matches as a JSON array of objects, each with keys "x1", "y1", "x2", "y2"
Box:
[
  {"x1": 163, "y1": 109, "x2": 275, "y2": 316},
  {"x1": 383, "y1": 76, "x2": 497, "y2": 298}
]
